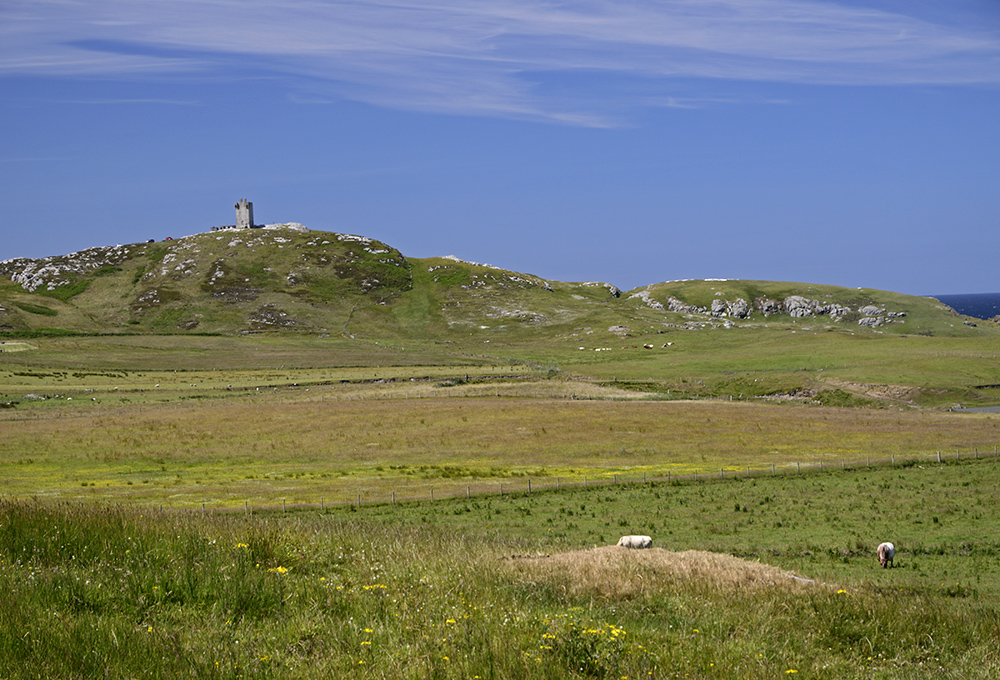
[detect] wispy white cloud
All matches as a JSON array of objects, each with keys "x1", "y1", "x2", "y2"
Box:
[{"x1": 2, "y1": 0, "x2": 997, "y2": 124}]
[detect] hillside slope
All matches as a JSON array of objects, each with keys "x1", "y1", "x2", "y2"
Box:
[{"x1": 0, "y1": 227, "x2": 993, "y2": 342}]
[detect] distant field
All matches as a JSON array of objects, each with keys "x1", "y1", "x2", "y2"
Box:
[
  {"x1": 2, "y1": 383, "x2": 998, "y2": 509},
  {"x1": 4, "y1": 330, "x2": 999, "y2": 409},
  {"x1": 3, "y1": 330, "x2": 1000, "y2": 513}
]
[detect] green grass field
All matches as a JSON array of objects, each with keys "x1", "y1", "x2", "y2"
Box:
[{"x1": 3, "y1": 457, "x2": 999, "y2": 679}]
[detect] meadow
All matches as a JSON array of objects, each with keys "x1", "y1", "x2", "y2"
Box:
[
  {"x1": 3, "y1": 381, "x2": 999, "y2": 509},
  {"x1": 3, "y1": 328, "x2": 1000, "y2": 678},
  {"x1": 3, "y1": 456, "x2": 999, "y2": 679}
]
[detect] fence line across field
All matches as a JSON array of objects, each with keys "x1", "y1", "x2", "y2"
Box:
[{"x1": 175, "y1": 445, "x2": 999, "y2": 515}]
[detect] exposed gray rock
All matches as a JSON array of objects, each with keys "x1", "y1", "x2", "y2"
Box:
[
  {"x1": 710, "y1": 299, "x2": 727, "y2": 317},
  {"x1": 826, "y1": 304, "x2": 853, "y2": 320},
  {"x1": 784, "y1": 295, "x2": 821, "y2": 318},
  {"x1": 2, "y1": 244, "x2": 135, "y2": 292},
  {"x1": 629, "y1": 290, "x2": 665, "y2": 311},
  {"x1": 608, "y1": 325, "x2": 631, "y2": 335},
  {"x1": 755, "y1": 297, "x2": 783, "y2": 316},
  {"x1": 858, "y1": 316, "x2": 884, "y2": 328},
  {"x1": 249, "y1": 305, "x2": 297, "y2": 328},
  {"x1": 783, "y1": 296, "x2": 857, "y2": 319},
  {"x1": 667, "y1": 296, "x2": 707, "y2": 314},
  {"x1": 887, "y1": 311, "x2": 907, "y2": 318},
  {"x1": 727, "y1": 298, "x2": 750, "y2": 319},
  {"x1": 859, "y1": 305, "x2": 885, "y2": 316}
]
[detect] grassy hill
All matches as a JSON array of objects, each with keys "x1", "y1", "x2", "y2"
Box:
[{"x1": 0, "y1": 226, "x2": 991, "y2": 341}]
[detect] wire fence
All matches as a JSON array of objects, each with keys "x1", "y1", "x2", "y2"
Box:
[{"x1": 175, "y1": 445, "x2": 999, "y2": 516}]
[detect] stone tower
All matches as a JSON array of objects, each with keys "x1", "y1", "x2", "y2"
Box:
[{"x1": 235, "y1": 198, "x2": 254, "y2": 229}]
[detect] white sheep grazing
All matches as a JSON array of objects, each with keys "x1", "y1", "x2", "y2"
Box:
[
  {"x1": 877, "y1": 542, "x2": 895, "y2": 569},
  {"x1": 617, "y1": 535, "x2": 653, "y2": 549}
]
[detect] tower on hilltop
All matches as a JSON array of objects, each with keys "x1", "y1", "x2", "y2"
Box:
[{"x1": 235, "y1": 198, "x2": 254, "y2": 229}]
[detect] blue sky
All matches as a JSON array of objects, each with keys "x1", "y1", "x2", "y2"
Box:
[{"x1": 2, "y1": 1, "x2": 998, "y2": 294}]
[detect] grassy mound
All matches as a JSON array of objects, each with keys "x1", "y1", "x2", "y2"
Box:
[{"x1": 504, "y1": 546, "x2": 820, "y2": 600}]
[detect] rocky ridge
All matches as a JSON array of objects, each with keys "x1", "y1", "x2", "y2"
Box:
[{"x1": 628, "y1": 288, "x2": 907, "y2": 328}]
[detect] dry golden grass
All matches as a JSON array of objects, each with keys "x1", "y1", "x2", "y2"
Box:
[
  {"x1": 2, "y1": 385, "x2": 999, "y2": 507},
  {"x1": 503, "y1": 546, "x2": 821, "y2": 600},
  {"x1": 273, "y1": 376, "x2": 646, "y2": 401}
]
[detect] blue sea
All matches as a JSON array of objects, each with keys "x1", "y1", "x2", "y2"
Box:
[{"x1": 933, "y1": 293, "x2": 1000, "y2": 320}]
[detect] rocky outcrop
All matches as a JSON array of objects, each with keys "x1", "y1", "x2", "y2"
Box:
[
  {"x1": 648, "y1": 290, "x2": 911, "y2": 327},
  {"x1": 248, "y1": 305, "x2": 298, "y2": 328},
  {"x1": 755, "y1": 297, "x2": 783, "y2": 317},
  {"x1": 630, "y1": 290, "x2": 665, "y2": 311},
  {"x1": 667, "y1": 296, "x2": 707, "y2": 314},
  {"x1": 728, "y1": 298, "x2": 750, "y2": 319},
  {"x1": 827, "y1": 304, "x2": 852, "y2": 319},
  {"x1": 1, "y1": 244, "x2": 135, "y2": 292},
  {"x1": 703, "y1": 298, "x2": 750, "y2": 318},
  {"x1": 784, "y1": 296, "x2": 825, "y2": 318}
]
